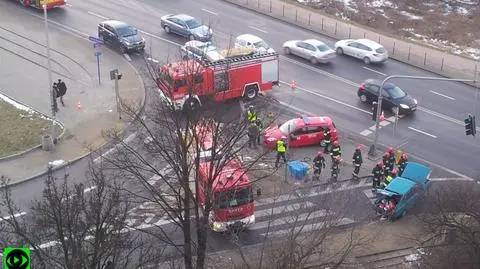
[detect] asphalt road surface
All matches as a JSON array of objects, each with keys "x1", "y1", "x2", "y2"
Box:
[{"x1": 14, "y1": 0, "x2": 473, "y2": 179}]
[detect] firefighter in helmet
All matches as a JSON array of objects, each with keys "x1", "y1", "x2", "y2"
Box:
[
  {"x1": 398, "y1": 153, "x2": 408, "y2": 176},
  {"x1": 382, "y1": 152, "x2": 392, "y2": 176},
  {"x1": 313, "y1": 151, "x2": 326, "y2": 180},
  {"x1": 372, "y1": 162, "x2": 384, "y2": 190},
  {"x1": 246, "y1": 105, "x2": 257, "y2": 123},
  {"x1": 352, "y1": 145, "x2": 363, "y2": 179},
  {"x1": 275, "y1": 138, "x2": 287, "y2": 168},
  {"x1": 331, "y1": 156, "x2": 341, "y2": 182},
  {"x1": 387, "y1": 147, "x2": 396, "y2": 170},
  {"x1": 330, "y1": 140, "x2": 342, "y2": 161},
  {"x1": 323, "y1": 127, "x2": 332, "y2": 154}
]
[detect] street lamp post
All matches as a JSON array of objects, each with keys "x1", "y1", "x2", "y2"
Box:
[
  {"x1": 43, "y1": 3, "x2": 57, "y2": 145},
  {"x1": 368, "y1": 75, "x2": 477, "y2": 157}
]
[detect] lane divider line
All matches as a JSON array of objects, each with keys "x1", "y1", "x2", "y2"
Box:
[
  {"x1": 201, "y1": 8, "x2": 218, "y2": 16},
  {"x1": 408, "y1": 126, "x2": 437, "y2": 138},
  {"x1": 87, "y1": 11, "x2": 110, "y2": 20},
  {"x1": 429, "y1": 90, "x2": 456, "y2": 100},
  {"x1": 362, "y1": 66, "x2": 387, "y2": 76},
  {"x1": 249, "y1": 26, "x2": 268, "y2": 34}
]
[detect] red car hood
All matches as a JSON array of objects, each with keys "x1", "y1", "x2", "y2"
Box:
[{"x1": 264, "y1": 125, "x2": 286, "y2": 140}]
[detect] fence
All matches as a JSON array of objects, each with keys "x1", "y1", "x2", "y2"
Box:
[{"x1": 223, "y1": 0, "x2": 479, "y2": 82}]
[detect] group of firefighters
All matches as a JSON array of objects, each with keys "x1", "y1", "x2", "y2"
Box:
[{"x1": 244, "y1": 105, "x2": 409, "y2": 186}]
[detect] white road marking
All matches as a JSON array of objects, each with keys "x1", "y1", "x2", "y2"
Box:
[
  {"x1": 360, "y1": 129, "x2": 373, "y2": 136},
  {"x1": 0, "y1": 212, "x2": 27, "y2": 221},
  {"x1": 430, "y1": 177, "x2": 474, "y2": 182},
  {"x1": 252, "y1": 209, "x2": 331, "y2": 230},
  {"x1": 429, "y1": 90, "x2": 456, "y2": 100},
  {"x1": 87, "y1": 11, "x2": 110, "y2": 20},
  {"x1": 363, "y1": 189, "x2": 377, "y2": 205},
  {"x1": 139, "y1": 30, "x2": 181, "y2": 46},
  {"x1": 408, "y1": 127, "x2": 437, "y2": 138},
  {"x1": 255, "y1": 202, "x2": 315, "y2": 218},
  {"x1": 260, "y1": 217, "x2": 354, "y2": 237},
  {"x1": 362, "y1": 66, "x2": 387, "y2": 76},
  {"x1": 379, "y1": 120, "x2": 390, "y2": 127},
  {"x1": 249, "y1": 26, "x2": 268, "y2": 34},
  {"x1": 123, "y1": 53, "x2": 132, "y2": 62},
  {"x1": 201, "y1": 8, "x2": 218, "y2": 16}
]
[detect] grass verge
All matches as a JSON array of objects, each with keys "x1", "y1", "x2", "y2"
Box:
[{"x1": 0, "y1": 98, "x2": 56, "y2": 158}]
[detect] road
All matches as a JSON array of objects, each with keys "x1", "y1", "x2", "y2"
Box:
[{"x1": 22, "y1": 0, "x2": 474, "y2": 179}]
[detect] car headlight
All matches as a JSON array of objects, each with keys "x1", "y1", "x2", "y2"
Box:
[
  {"x1": 212, "y1": 222, "x2": 225, "y2": 230},
  {"x1": 123, "y1": 41, "x2": 131, "y2": 46},
  {"x1": 413, "y1": 99, "x2": 418, "y2": 105},
  {"x1": 208, "y1": 28, "x2": 213, "y2": 35},
  {"x1": 266, "y1": 137, "x2": 277, "y2": 142},
  {"x1": 400, "y1": 104, "x2": 409, "y2": 109}
]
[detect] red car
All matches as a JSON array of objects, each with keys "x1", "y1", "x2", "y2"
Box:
[{"x1": 263, "y1": 116, "x2": 338, "y2": 149}]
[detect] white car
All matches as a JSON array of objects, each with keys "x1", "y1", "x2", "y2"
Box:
[
  {"x1": 282, "y1": 39, "x2": 336, "y2": 64},
  {"x1": 180, "y1": 40, "x2": 224, "y2": 62},
  {"x1": 234, "y1": 34, "x2": 275, "y2": 54},
  {"x1": 334, "y1": 39, "x2": 388, "y2": 64}
]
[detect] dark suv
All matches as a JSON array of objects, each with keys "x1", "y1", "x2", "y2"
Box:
[{"x1": 98, "y1": 20, "x2": 145, "y2": 54}]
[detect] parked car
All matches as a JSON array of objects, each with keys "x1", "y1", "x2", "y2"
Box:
[
  {"x1": 234, "y1": 34, "x2": 275, "y2": 54},
  {"x1": 181, "y1": 41, "x2": 224, "y2": 62},
  {"x1": 263, "y1": 115, "x2": 338, "y2": 149},
  {"x1": 98, "y1": 20, "x2": 145, "y2": 54},
  {"x1": 334, "y1": 38, "x2": 388, "y2": 64},
  {"x1": 283, "y1": 39, "x2": 336, "y2": 64},
  {"x1": 160, "y1": 14, "x2": 213, "y2": 41},
  {"x1": 358, "y1": 79, "x2": 418, "y2": 114}
]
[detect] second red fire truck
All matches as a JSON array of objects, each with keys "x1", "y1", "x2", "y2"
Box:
[
  {"x1": 16, "y1": 0, "x2": 66, "y2": 9},
  {"x1": 157, "y1": 50, "x2": 280, "y2": 111}
]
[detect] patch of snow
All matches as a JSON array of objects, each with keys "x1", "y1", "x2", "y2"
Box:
[
  {"x1": 48, "y1": 160, "x2": 66, "y2": 167},
  {"x1": 0, "y1": 93, "x2": 34, "y2": 114},
  {"x1": 405, "y1": 253, "x2": 421, "y2": 262},
  {"x1": 335, "y1": 12, "x2": 351, "y2": 21},
  {"x1": 456, "y1": 7, "x2": 469, "y2": 15},
  {"x1": 400, "y1": 11, "x2": 423, "y2": 20},
  {"x1": 296, "y1": 0, "x2": 321, "y2": 3},
  {"x1": 368, "y1": 0, "x2": 395, "y2": 8},
  {"x1": 456, "y1": 0, "x2": 478, "y2": 5}
]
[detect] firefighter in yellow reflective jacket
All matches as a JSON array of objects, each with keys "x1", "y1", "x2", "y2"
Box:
[
  {"x1": 246, "y1": 105, "x2": 257, "y2": 123},
  {"x1": 275, "y1": 138, "x2": 287, "y2": 168}
]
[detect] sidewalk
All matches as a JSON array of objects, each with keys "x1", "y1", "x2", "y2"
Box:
[
  {"x1": 222, "y1": 0, "x2": 479, "y2": 82},
  {"x1": 0, "y1": 12, "x2": 145, "y2": 184}
]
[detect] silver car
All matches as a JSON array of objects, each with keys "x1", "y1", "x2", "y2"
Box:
[
  {"x1": 334, "y1": 39, "x2": 388, "y2": 64},
  {"x1": 161, "y1": 14, "x2": 213, "y2": 42},
  {"x1": 283, "y1": 39, "x2": 336, "y2": 64},
  {"x1": 181, "y1": 41, "x2": 224, "y2": 62}
]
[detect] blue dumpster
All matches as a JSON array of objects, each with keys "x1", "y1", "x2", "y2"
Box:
[{"x1": 287, "y1": 161, "x2": 309, "y2": 180}]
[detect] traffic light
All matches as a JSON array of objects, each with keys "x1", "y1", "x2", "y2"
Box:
[{"x1": 464, "y1": 114, "x2": 476, "y2": 136}]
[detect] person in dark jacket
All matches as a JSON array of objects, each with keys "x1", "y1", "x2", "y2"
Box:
[
  {"x1": 330, "y1": 140, "x2": 342, "y2": 161},
  {"x1": 255, "y1": 119, "x2": 263, "y2": 145},
  {"x1": 382, "y1": 152, "x2": 392, "y2": 176},
  {"x1": 247, "y1": 122, "x2": 260, "y2": 149},
  {"x1": 398, "y1": 153, "x2": 408, "y2": 176},
  {"x1": 387, "y1": 147, "x2": 396, "y2": 170},
  {"x1": 313, "y1": 151, "x2": 326, "y2": 180},
  {"x1": 372, "y1": 162, "x2": 384, "y2": 191},
  {"x1": 57, "y1": 79, "x2": 67, "y2": 106},
  {"x1": 352, "y1": 145, "x2": 363, "y2": 179},
  {"x1": 52, "y1": 82, "x2": 59, "y2": 112},
  {"x1": 323, "y1": 127, "x2": 331, "y2": 153},
  {"x1": 330, "y1": 156, "x2": 341, "y2": 182}
]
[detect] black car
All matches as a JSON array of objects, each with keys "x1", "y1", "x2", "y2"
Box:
[
  {"x1": 98, "y1": 20, "x2": 145, "y2": 54},
  {"x1": 358, "y1": 79, "x2": 418, "y2": 114}
]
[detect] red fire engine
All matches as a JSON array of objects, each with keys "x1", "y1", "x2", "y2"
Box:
[
  {"x1": 193, "y1": 123, "x2": 255, "y2": 232},
  {"x1": 157, "y1": 50, "x2": 280, "y2": 111},
  {"x1": 16, "y1": 0, "x2": 66, "y2": 9}
]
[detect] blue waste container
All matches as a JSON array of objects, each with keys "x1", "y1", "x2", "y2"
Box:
[{"x1": 287, "y1": 161, "x2": 309, "y2": 180}]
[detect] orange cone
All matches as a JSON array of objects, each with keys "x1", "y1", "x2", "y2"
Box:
[
  {"x1": 290, "y1": 80, "x2": 296, "y2": 90},
  {"x1": 76, "y1": 101, "x2": 83, "y2": 111},
  {"x1": 380, "y1": 111, "x2": 385, "y2": 121}
]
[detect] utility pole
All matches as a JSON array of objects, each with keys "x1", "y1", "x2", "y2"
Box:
[
  {"x1": 43, "y1": 2, "x2": 57, "y2": 145},
  {"x1": 368, "y1": 75, "x2": 476, "y2": 157},
  {"x1": 110, "y1": 69, "x2": 123, "y2": 119}
]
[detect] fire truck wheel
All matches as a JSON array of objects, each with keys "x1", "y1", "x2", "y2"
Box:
[
  {"x1": 244, "y1": 85, "x2": 259, "y2": 101},
  {"x1": 183, "y1": 97, "x2": 200, "y2": 112}
]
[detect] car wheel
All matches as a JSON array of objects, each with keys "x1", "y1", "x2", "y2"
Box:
[
  {"x1": 120, "y1": 45, "x2": 127, "y2": 54},
  {"x1": 336, "y1": 47, "x2": 343, "y2": 55},
  {"x1": 164, "y1": 25, "x2": 171, "y2": 33},
  {"x1": 310, "y1": 57, "x2": 318, "y2": 65},
  {"x1": 359, "y1": 94, "x2": 368, "y2": 103},
  {"x1": 188, "y1": 34, "x2": 195, "y2": 41},
  {"x1": 244, "y1": 84, "x2": 259, "y2": 101},
  {"x1": 283, "y1": 47, "x2": 291, "y2": 55},
  {"x1": 363, "y1": 57, "x2": 371, "y2": 65}
]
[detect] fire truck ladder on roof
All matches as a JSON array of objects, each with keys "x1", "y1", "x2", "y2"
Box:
[{"x1": 201, "y1": 52, "x2": 279, "y2": 67}]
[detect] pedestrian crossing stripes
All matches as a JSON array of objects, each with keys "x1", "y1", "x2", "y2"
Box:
[{"x1": 363, "y1": 189, "x2": 378, "y2": 205}]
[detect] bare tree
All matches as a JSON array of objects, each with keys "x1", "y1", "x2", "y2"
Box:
[
  {"x1": 0, "y1": 163, "x2": 150, "y2": 269},
  {"x1": 415, "y1": 183, "x2": 480, "y2": 269}
]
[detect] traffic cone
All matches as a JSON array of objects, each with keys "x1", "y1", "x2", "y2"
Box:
[
  {"x1": 379, "y1": 111, "x2": 385, "y2": 121},
  {"x1": 290, "y1": 80, "x2": 296, "y2": 90},
  {"x1": 76, "y1": 101, "x2": 83, "y2": 111}
]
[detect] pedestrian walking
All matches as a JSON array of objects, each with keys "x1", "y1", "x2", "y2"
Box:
[
  {"x1": 246, "y1": 105, "x2": 257, "y2": 123},
  {"x1": 274, "y1": 138, "x2": 287, "y2": 168},
  {"x1": 382, "y1": 152, "x2": 392, "y2": 176},
  {"x1": 52, "y1": 82, "x2": 59, "y2": 112},
  {"x1": 372, "y1": 162, "x2": 384, "y2": 191},
  {"x1": 247, "y1": 122, "x2": 260, "y2": 149},
  {"x1": 398, "y1": 153, "x2": 408, "y2": 176},
  {"x1": 330, "y1": 140, "x2": 342, "y2": 161},
  {"x1": 387, "y1": 147, "x2": 396, "y2": 169},
  {"x1": 323, "y1": 127, "x2": 331, "y2": 153},
  {"x1": 330, "y1": 156, "x2": 341, "y2": 182},
  {"x1": 255, "y1": 119, "x2": 263, "y2": 145},
  {"x1": 352, "y1": 145, "x2": 363, "y2": 179},
  {"x1": 313, "y1": 151, "x2": 326, "y2": 180},
  {"x1": 57, "y1": 79, "x2": 67, "y2": 106}
]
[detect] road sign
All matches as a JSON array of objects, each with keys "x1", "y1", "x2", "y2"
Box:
[
  {"x1": 88, "y1": 36, "x2": 104, "y2": 44},
  {"x1": 93, "y1": 42, "x2": 102, "y2": 49},
  {"x1": 95, "y1": 51, "x2": 102, "y2": 57}
]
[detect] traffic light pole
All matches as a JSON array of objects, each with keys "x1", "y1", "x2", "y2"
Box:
[
  {"x1": 43, "y1": 3, "x2": 57, "y2": 145},
  {"x1": 368, "y1": 75, "x2": 476, "y2": 157}
]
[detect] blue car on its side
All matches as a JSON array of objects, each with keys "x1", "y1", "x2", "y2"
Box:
[{"x1": 373, "y1": 162, "x2": 432, "y2": 221}]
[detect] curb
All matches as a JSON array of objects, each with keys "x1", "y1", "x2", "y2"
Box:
[
  {"x1": 2, "y1": 56, "x2": 148, "y2": 187},
  {"x1": 0, "y1": 91, "x2": 67, "y2": 162},
  {"x1": 220, "y1": 0, "x2": 477, "y2": 85}
]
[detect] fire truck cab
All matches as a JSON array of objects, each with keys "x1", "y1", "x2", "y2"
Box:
[
  {"x1": 157, "y1": 51, "x2": 279, "y2": 111},
  {"x1": 18, "y1": 0, "x2": 66, "y2": 9}
]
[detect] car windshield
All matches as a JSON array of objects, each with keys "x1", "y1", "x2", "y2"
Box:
[
  {"x1": 279, "y1": 119, "x2": 297, "y2": 135},
  {"x1": 253, "y1": 40, "x2": 269, "y2": 49},
  {"x1": 117, "y1": 26, "x2": 137, "y2": 37},
  {"x1": 214, "y1": 186, "x2": 253, "y2": 209},
  {"x1": 185, "y1": 19, "x2": 202, "y2": 29},
  {"x1": 386, "y1": 85, "x2": 407, "y2": 99},
  {"x1": 317, "y1": 44, "x2": 330, "y2": 52}
]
